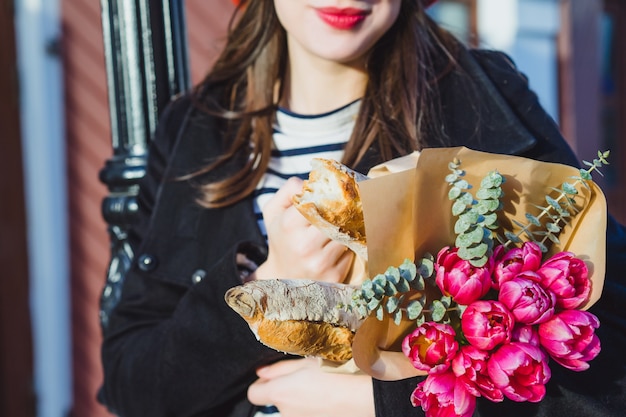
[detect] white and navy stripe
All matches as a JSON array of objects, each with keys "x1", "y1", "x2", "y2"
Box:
[{"x1": 253, "y1": 100, "x2": 360, "y2": 240}]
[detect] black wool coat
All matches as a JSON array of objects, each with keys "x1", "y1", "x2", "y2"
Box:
[{"x1": 99, "y1": 47, "x2": 626, "y2": 417}]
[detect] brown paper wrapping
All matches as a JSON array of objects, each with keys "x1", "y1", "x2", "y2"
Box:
[{"x1": 352, "y1": 146, "x2": 607, "y2": 381}]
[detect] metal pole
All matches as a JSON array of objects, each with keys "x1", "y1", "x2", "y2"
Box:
[{"x1": 98, "y1": 0, "x2": 190, "y2": 329}]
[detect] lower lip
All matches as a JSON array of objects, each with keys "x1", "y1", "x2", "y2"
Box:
[{"x1": 316, "y1": 10, "x2": 367, "y2": 30}]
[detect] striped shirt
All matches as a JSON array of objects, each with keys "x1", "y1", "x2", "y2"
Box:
[
  {"x1": 253, "y1": 100, "x2": 360, "y2": 240},
  {"x1": 252, "y1": 99, "x2": 360, "y2": 417}
]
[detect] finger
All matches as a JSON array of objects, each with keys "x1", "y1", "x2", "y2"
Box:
[
  {"x1": 316, "y1": 244, "x2": 355, "y2": 283},
  {"x1": 281, "y1": 204, "x2": 313, "y2": 229},
  {"x1": 256, "y1": 358, "x2": 313, "y2": 379},
  {"x1": 247, "y1": 378, "x2": 272, "y2": 406},
  {"x1": 262, "y1": 177, "x2": 303, "y2": 219}
]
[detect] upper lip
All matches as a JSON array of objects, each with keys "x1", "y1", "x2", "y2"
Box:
[{"x1": 315, "y1": 7, "x2": 370, "y2": 16}]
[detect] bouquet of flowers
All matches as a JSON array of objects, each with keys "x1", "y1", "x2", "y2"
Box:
[{"x1": 348, "y1": 150, "x2": 609, "y2": 417}]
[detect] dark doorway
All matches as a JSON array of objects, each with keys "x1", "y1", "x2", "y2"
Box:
[{"x1": 0, "y1": 2, "x2": 36, "y2": 417}]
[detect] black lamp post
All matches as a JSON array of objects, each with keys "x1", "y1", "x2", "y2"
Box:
[{"x1": 98, "y1": 0, "x2": 190, "y2": 329}]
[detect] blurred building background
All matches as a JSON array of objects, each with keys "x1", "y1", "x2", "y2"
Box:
[{"x1": 0, "y1": 0, "x2": 623, "y2": 416}]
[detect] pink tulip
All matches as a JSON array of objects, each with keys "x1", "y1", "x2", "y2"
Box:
[
  {"x1": 487, "y1": 342, "x2": 551, "y2": 403},
  {"x1": 498, "y1": 273, "x2": 556, "y2": 325},
  {"x1": 461, "y1": 300, "x2": 515, "y2": 351},
  {"x1": 538, "y1": 310, "x2": 601, "y2": 371},
  {"x1": 512, "y1": 324, "x2": 540, "y2": 346},
  {"x1": 402, "y1": 322, "x2": 459, "y2": 374},
  {"x1": 537, "y1": 252, "x2": 591, "y2": 309},
  {"x1": 436, "y1": 246, "x2": 493, "y2": 305},
  {"x1": 492, "y1": 242, "x2": 543, "y2": 289},
  {"x1": 411, "y1": 371, "x2": 477, "y2": 417},
  {"x1": 452, "y1": 345, "x2": 504, "y2": 402}
]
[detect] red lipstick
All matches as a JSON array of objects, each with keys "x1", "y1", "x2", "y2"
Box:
[{"x1": 315, "y1": 7, "x2": 369, "y2": 30}]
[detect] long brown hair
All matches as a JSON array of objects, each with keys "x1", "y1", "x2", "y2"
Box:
[{"x1": 191, "y1": 0, "x2": 459, "y2": 208}]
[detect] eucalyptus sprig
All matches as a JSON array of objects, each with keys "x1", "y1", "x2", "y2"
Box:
[
  {"x1": 351, "y1": 257, "x2": 458, "y2": 326},
  {"x1": 446, "y1": 158, "x2": 505, "y2": 266},
  {"x1": 498, "y1": 150, "x2": 610, "y2": 251}
]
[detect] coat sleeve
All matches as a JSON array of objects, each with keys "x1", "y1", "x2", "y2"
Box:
[
  {"x1": 371, "y1": 50, "x2": 626, "y2": 417},
  {"x1": 98, "y1": 96, "x2": 284, "y2": 417}
]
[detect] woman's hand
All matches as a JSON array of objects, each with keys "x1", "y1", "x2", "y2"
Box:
[
  {"x1": 252, "y1": 177, "x2": 354, "y2": 283},
  {"x1": 248, "y1": 358, "x2": 375, "y2": 417}
]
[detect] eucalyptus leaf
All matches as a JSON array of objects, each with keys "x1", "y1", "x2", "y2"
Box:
[
  {"x1": 455, "y1": 226, "x2": 485, "y2": 247},
  {"x1": 459, "y1": 211, "x2": 479, "y2": 224},
  {"x1": 561, "y1": 182, "x2": 578, "y2": 195},
  {"x1": 440, "y1": 295, "x2": 453, "y2": 308},
  {"x1": 385, "y1": 266, "x2": 401, "y2": 285},
  {"x1": 459, "y1": 192, "x2": 475, "y2": 205},
  {"x1": 395, "y1": 277, "x2": 410, "y2": 293},
  {"x1": 406, "y1": 300, "x2": 424, "y2": 320},
  {"x1": 547, "y1": 233, "x2": 561, "y2": 244},
  {"x1": 448, "y1": 187, "x2": 462, "y2": 200},
  {"x1": 372, "y1": 282, "x2": 385, "y2": 298},
  {"x1": 579, "y1": 169, "x2": 592, "y2": 180},
  {"x1": 480, "y1": 171, "x2": 504, "y2": 188},
  {"x1": 546, "y1": 196, "x2": 562, "y2": 211},
  {"x1": 417, "y1": 257, "x2": 434, "y2": 279},
  {"x1": 393, "y1": 310, "x2": 403, "y2": 325},
  {"x1": 480, "y1": 175, "x2": 495, "y2": 188},
  {"x1": 452, "y1": 200, "x2": 467, "y2": 216},
  {"x1": 511, "y1": 219, "x2": 526, "y2": 228},
  {"x1": 361, "y1": 280, "x2": 373, "y2": 293},
  {"x1": 431, "y1": 300, "x2": 446, "y2": 322},
  {"x1": 504, "y1": 231, "x2": 522, "y2": 243},
  {"x1": 385, "y1": 297, "x2": 400, "y2": 314},
  {"x1": 372, "y1": 275, "x2": 387, "y2": 290},
  {"x1": 546, "y1": 222, "x2": 561, "y2": 233},
  {"x1": 375, "y1": 305, "x2": 384, "y2": 321},
  {"x1": 361, "y1": 288, "x2": 375, "y2": 299},
  {"x1": 525, "y1": 213, "x2": 542, "y2": 227},
  {"x1": 411, "y1": 276, "x2": 426, "y2": 291},
  {"x1": 476, "y1": 188, "x2": 502, "y2": 199},
  {"x1": 455, "y1": 218, "x2": 471, "y2": 234},
  {"x1": 454, "y1": 179, "x2": 470, "y2": 190},
  {"x1": 384, "y1": 282, "x2": 398, "y2": 296},
  {"x1": 458, "y1": 243, "x2": 488, "y2": 260},
  {"x1": 482, "y1": 213, "x2": 499, "y2": 228},
  {"x1": 357, "y1": 304, "x2": 368, "y2": 317},
  {"x1": 445, "y1": 173, "x2": 458, "y2": 183},
  {"x1": 475, "y1": 199, "x2": 500, "y2": 214},
  {"x1": 470, "y1": 256, "x2": 488, "y2": 267},
  {"x1": 367, "y1": 297, "x2": 381, "y2": 311}
]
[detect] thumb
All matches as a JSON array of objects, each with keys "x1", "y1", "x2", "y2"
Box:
[{"x1": 256, "y1": 357, "x2": 313, "y2": 379}]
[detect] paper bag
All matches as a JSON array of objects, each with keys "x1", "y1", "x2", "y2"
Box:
[{"x1": 352, "y1": 146, "x2": 607, "y2": 380}]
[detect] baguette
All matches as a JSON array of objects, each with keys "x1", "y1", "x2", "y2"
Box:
[
  {"x1": 225, "y1": 279, "x2": 366, "y2": 362},
  {"x1": 292, "y1": 158, "x2": 368, "y2": 260}
]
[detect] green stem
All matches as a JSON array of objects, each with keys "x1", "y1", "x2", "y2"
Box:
[{"x1": 503, "y1": 165, "x2": 598, "y2": 248}]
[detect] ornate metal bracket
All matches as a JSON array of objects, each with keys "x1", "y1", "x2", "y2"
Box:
[{"x1": 99, "y1": 0, "x2": 190, "y2": 329}]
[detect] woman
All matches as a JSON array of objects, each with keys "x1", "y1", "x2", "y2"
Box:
[{"x1": 99, "y1": 0, "x2": 626, "y2": 416}]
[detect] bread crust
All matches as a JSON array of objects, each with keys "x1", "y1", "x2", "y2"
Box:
[
  {"x1": 225, "y1": 279, "x2": 365, "y2": 362},
  {"x1": 292, "y1": 158, "x2": 368, "y2": 260}
]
